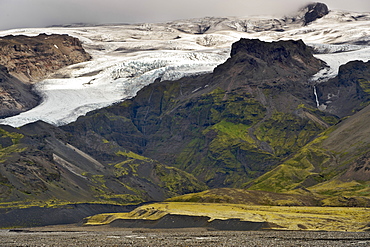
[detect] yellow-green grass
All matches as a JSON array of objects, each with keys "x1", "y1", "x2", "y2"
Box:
[
  {"x1": 84, "y1": 202, "x2": 370, "y2": 232},
  {"x1": 166, "y1": 188, "x2": 319, "y2": 206},
  {"x1": 308, "y1": 179, "x2": 370, "y2": 205}
]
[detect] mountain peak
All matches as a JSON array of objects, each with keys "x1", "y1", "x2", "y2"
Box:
[
  {"x1": 230, "y1": 38, "x2": 310, "y2": 63},
  {"x1": 213, "y1": 38, "x2": 324, "y2": 89},
  {"x1": 301, "y1": 2, "x2": 329, "y2": 25}
]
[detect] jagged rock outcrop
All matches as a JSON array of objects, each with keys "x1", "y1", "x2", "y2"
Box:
[
  {"x1": 302, "y1": 2, "x2": 329, "y2": 25},
  {"x1": 213, "y1": 39, "x2": 323, "y2": 89},
  {"x1": 316, "y1": 60, "x2": 370, "y2": 117},
  {"x1": 0, "y1": 34, "x2": 91, "y2": 118}
]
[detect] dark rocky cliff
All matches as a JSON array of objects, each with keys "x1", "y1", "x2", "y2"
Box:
[
  {"x1": 316, "y1": 60, "x2": 370, "y2": 117},
  {"x1": 302, "y1": 2, "x2": 329, "y2": 25}
]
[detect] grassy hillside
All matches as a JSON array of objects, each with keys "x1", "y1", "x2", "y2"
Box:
[
  {"x1": 166, "y1": 188, "x2": 321, "y2": 206},
  {"x1": 246, "y1": 103, "x2": 370, "y2": 206}
]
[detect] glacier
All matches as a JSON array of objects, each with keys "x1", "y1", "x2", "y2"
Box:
[{"x1": 0, "y1": 10, "x2": 369, "y2": 127}]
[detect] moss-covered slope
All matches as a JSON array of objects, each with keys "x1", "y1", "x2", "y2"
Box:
[
  {"x1": 247, "y1": 102, "x2": 370, "y2": 206},
  {"x1": 0, "y1": 121, "x2": 206, "y2": 206},
  {"x1": 64, "y1": 39, "x2": 340, "y2": 188},
  {"x1": 166, "y1": 188, "x2": 321, "y2": 206}
]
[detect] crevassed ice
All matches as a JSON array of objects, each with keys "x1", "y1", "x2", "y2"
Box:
[
  {"x1": 0, "y1": 51, "x2": 229, "y2": 127},
  {"x1": 0, "y1": 11, "x2": 370, "y2": 127}
]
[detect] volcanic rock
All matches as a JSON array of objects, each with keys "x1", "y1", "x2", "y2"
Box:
[
  {"x1": 303, "y1": 2, "x2": 330, "y2": 25},
  {"x1": 316, "y1": 60, "x2": 370, "y2": 117}
]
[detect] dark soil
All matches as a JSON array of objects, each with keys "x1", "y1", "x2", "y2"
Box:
[{"x1": 0, "y1": 204, "x2": 138, "y2": 229}]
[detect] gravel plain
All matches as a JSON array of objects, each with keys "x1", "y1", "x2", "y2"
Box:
[{"x1": 0, "y1": 225, "x2": 369, "y2": 247}]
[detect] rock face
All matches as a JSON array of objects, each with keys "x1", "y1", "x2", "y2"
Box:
[
  {"x1": 0, "y1": 65, "x2": 40, "y2": 117},
  {"x1": 213, "y1": 39, "x2": 323, "y2": 89},
  {"x1": 316, "y1": 61, "x2": 370, "y2": 117},
  {"x1": 303, "y1": 2, "x2": 329, "y2": 25},
  {"x1": 0, "y1": 34, "x2": 91, "y2": 118},
  {"x1": 0, "y1": 34, "x2": 91, "y2": 83}
]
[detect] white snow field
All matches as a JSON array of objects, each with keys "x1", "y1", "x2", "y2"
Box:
[{"x1": 0, "y1": 10, "x2": 370, "y2": 127}]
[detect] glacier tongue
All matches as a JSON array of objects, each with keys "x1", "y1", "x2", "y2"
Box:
[
  {"x1": 0, "y1": 50, "x2": 229, "y2": 127},
  {"x1": 0, "y1": 10, "x2": 370, "y2": 127},
  {"x1": 311, "y1": 47, "x2": 370, "y2": 83}
]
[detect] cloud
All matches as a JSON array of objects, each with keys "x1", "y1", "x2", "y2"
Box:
[{"x1": 0, "y1": 0, "x2": 369, "y2": 30}]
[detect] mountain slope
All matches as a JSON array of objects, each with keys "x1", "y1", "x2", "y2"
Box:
[
  {"x1": 0, "y1": 121, "x2": 206, "y2": 205},
  {"x1": 0, "y1": 65, "x2": 40, "y2": 118},
  {"x1": 248, "y1": 74, "x2": 370, "y2": 205},
  {"x1": 1, "y1": 37, "x2": 369, "y2": 208},
  {"x1": 64, "y1": 38, "x2": 344, "y2": 188}
]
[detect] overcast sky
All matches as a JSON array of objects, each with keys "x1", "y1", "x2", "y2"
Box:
[{"x1": 0, "y1": 0, "x2": 369, "y2": 30}]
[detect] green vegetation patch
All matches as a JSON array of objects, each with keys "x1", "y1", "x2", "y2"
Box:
[
  {"x1": 309, "y1": 179, "x2": 370, "y2": 205},
  {"x1": 208, "y1": 120, "x2": 255, "y2": 144},
  {"x1": 359, "y1": 79, "x2": 370, "y2": 94},
  {"x1": 247, "y1": 134, "x2": 333, "y2": 192},
  {"x1": 154, "y1": 164, "x2": 207, "y2": 196},
  {"x1": 0, "y1": 128, "x2": 24, "y2": 144},
  {"x1": 254, "y1": 112, "x2": 326, "y2": 157},
  {"x1": 116, "y1": 150, "x2": 148, "y2": 160}
]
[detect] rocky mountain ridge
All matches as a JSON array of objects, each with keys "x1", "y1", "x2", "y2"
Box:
[
  {"x1": 0, "y1": 120, "x2": 206, "y2": 205},
  {"x1": 0, "y1": 34, "x2": 91, "y2": 83}
]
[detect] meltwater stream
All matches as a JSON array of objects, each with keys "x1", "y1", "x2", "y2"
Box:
[{"x1": 313, "y1": 86, "x2": 320, "y2": 108}]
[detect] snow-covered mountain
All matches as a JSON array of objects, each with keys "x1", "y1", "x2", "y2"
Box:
[{"x1": 0, "y1": 8, "x2": 369, "y2": 127}]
